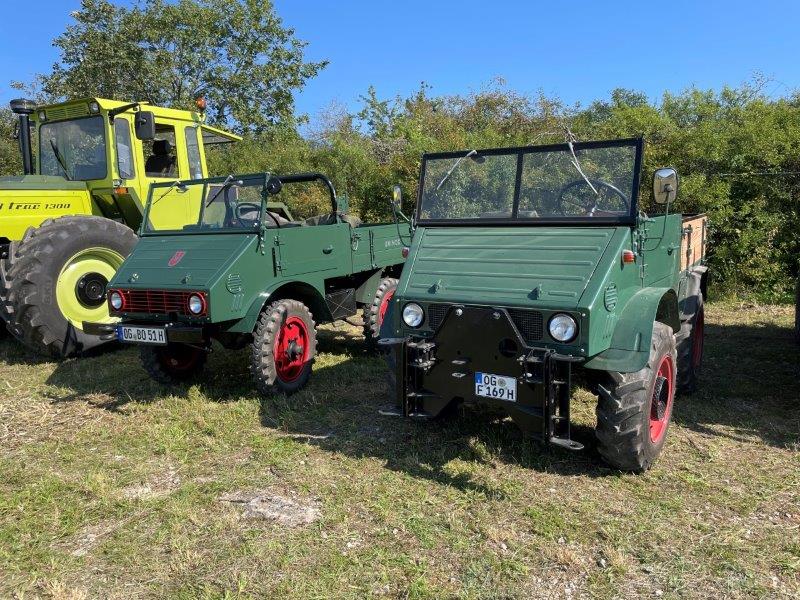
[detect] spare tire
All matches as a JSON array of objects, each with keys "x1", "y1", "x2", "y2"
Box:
[{"x1": 3, "y1": 216, "x2": 138, "y2": 358}]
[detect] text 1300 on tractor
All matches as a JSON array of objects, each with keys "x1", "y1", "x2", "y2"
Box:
[
  {"x1": 380, "y1": 138, "x2": 708, "y2": 472},
  {"x1": 0, "y1": 97, "x2": 240, "y2": 357},
  {"x1": 83, "y1": 172, "x2": 407, "y2": 394}
]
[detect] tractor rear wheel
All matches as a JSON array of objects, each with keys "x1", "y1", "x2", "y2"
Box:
[
  {"x1": 363, "y1": 277, "x2": 398, "y2": 351},
  {"x1": 250, "y1": 299, "x2": 317, "y2": 395},
  {"x1": 676, "y1": 292, "x2": 705, "y2": 394},
  {"x1": 0, "y1": 241, "x2": 18, "y2": 340},
  {"x1": 2, "y1": 216, "x2": 138, "y2": 358},
  {"x1": 140, "y1": 343, "x2": 207, "y2": 384},
  {"x1": 595, "y1": 321, "x2": 677, "y2": 472}
]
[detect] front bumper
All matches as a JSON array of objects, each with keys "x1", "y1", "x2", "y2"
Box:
[
  {"x1": 82, "y1": 321, "x2": 206, "y2": 345},
  {"x1": 382, "y1": 305, "x2": 584, "y2": 449}
]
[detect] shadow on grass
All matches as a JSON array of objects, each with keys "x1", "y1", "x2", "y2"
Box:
[
  {"x1": 19, "y1": 316, "x2": 799, "y2": 491},
  {"x1": 673, "y1": 321, "x2": 800, "y2": 449}
]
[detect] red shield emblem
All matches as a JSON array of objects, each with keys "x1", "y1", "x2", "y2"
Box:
[{"x1": 168, "y1": 250, "x2": 185, "y2": 267}]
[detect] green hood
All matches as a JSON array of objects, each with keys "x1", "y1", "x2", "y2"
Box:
[
  {"x1": 402, "y1": 226, "x2": 617, "y2": 309},
  {"x1": 112, "y1": 234, "x2": 257, "y2": 289}
]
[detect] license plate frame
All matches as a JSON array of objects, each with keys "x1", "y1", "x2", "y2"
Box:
[
  {"x1": 117, "y1": 325, "x2": 167, "y2": 345},
  {"x1": 474, "y1": 371, "x2": 517, "y2": 402}
]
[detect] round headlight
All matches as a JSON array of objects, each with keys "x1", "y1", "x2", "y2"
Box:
[
  {"x1": 88, "y1": 101, "x2": 100, "y2": 113},
  {"x1": 188, "y1": 294, "x2": 205, "y2": 315},
  {"x1": 402, "y1": 302, "x2": 424, "y2": 328},
  {"x1": 109, "y1": 291, "x2": 123, "y2": 310},
  {"x1": 548, "y1": 313, "x2": 578, "y2": 342},
  {"x1": 38, "y1": 111, "x2": 47, "y2": 121}
]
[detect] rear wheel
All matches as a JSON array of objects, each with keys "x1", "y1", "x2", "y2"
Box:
[
  {"x1": 140, "y1": 343, "x2": 207, "y2": 384},
  {"x1": 363, "y1": 277, "x2": 398, "y2": 351},
  {"x1": 595, "y1": 321, "x2": 677, "y2": 472},
  {"x1": 250, "y1": 299, "x2": 317, "y2": 395},
  {"x1": 676, "y1": 292, "x2": 705, "y2": 393},
  {"x1": 2, "y1": 216, "x2": 137, "y2": 358}
]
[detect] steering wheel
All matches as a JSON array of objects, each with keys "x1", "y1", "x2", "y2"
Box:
[
  {"x1": 228, "y1": 202, "x2": 262, "y2": 228},
  {"x1": 556, "y1": 179, "x2": 629, "y2": 216}
]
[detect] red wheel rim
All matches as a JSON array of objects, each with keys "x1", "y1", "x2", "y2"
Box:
[
  {"x1": 649, "y1": 354, "x2": 675, "y2": 443},
  {"x1": 377, "y1": 289, "x2": 395, "y2": 327},
  {"x1": 273, "y1": 315, "x2": 310, "y2": 383},
  {"x1": 692, "y1": 308, "x2": 704, "y2": 369}
]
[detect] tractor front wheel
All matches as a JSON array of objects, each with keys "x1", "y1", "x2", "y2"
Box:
[
  {"x1": 363, "y1": 277, "x2": 398, "y2": 351},
  {"x1": 595, "y1": 321, "x2": 677, "y2": 472},
  {"x1": 250, "y1": 299, "x2": 317, "y2": 395},
  {"x1": 1, "y1": 216, "x2": 137, "y2": 358}
]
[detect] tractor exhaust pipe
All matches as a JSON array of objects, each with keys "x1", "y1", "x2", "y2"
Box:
[{"x1": 10, "y1": 98, "x2": 36, "y2": 175}]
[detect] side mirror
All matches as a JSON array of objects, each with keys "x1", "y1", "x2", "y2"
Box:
[
  {"x1": 653, "y1": 167, "x2": 678, "y2": 205},
  {"x1": 134, "y1": 111, "x2": 156, "y2": 141},
  {"x1": 391, "y1": 185, "x2": 402, "y2": 213}
]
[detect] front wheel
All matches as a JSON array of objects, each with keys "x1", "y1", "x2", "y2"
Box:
[
  {"x1": 595, "y1": 321, "x2": 677, "y2": 472},
  {"x1": 250, "y1": 299, "x2": 317, "y2": 395},
  {"x1": 140, "y1": 343, "x2": 207, "y2": 384},
  {"x1": 363, "y1": 277, "x2": 398, "y2": 351}
]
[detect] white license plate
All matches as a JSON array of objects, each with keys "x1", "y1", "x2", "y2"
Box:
[
  {"x1": 474, "y1": 372, "x2": 517, "y2": 402},
  {"x1": 117, "y1": 325, "x2": 167, "y2": 345}
]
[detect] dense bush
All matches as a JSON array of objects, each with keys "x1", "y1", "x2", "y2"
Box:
[{"x1": 2, "y1": 81, "x2": 798, "y2": 300}]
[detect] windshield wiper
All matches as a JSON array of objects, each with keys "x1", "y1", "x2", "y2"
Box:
[
  {"x1": 205, "y1": 174, "x2": 242, "y2": 207},
  {"x1": 435, "y1": 149, "x2": 480, "y2": 191},
  {"x1": 152, "y1": 180, "x2": 187, "y2": 204},
  {"x1": 49, "y1": 139, "x2": 71, "y2": 181}
]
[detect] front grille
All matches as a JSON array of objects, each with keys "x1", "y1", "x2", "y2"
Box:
[
  {"x1": 427, "y1": 303, "x2": 451, "y2": 330},
  {"x1": 425, "y1": 303, "x2": 543, "y2": 342},
  {"x1": 507, "y1": 308, "x2": 544, "y2": 342},
  {"x1": 114, "y1": 289, "x2": 203, "y2": 316}
]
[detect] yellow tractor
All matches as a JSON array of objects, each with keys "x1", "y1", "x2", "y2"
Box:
[{"x1": 0, "y1": 97, "x2": 239, "y2": 357}]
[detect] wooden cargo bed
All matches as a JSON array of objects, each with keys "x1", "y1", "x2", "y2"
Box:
[{"x1": 680, "y1": 214, "x2": 708, "y2": 270}]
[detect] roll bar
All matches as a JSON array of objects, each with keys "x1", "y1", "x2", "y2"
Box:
[{"x1": 276, "y1": 172, "x2": 338, "y2": 213}]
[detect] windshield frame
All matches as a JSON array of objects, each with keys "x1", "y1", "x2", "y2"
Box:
[
  {"x1": 38, "y1": 115, "x2": 109, "y2": 181},
  {"x1": 415, "y1": 137, "x2": 643, "y2": 227}
]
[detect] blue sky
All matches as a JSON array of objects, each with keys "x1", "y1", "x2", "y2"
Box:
[{"x1": 1, "y1": 0, "x2": 798, "y2": 126}]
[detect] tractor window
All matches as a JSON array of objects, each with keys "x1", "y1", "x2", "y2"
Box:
[
  {"x1": 144, "y1": 124, "x2": 179, "y2": 178},
  {"x1": 39, "y1": 116, "x2": 107, "y2": 181},
  {"x1": 185, "y1": 127, "x2": 203, "y2": 179},
  {"x1": 114, "y1": 118, "x2": 135, "y2": 180}
]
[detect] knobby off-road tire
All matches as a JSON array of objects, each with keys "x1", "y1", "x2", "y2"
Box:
[
  {"x1": 140, "y1": 344, "x2": 207, "y2": 384},
  {"x1": 676, "y1": 292, "x2": 705, "y2": 394},
  {"x1": 2, "y1": 216, "x2": 138, "y2": 358},
  {"x1": 0, "y1": 241, "x2": 19, "y2": 340},
  {"x1": 250, "y1": 299, "x2": 317, "y2": 396},
  {"x1": 595, "y1": 321, "x2": 677, "y2": 472},
  {"x1": 363, "y1": 277, "x2": 398, "y2": 352}
]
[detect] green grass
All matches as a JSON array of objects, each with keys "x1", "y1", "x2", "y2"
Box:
[{"x1": 0, "y1": 302, "x2": 798, "y2": 599}]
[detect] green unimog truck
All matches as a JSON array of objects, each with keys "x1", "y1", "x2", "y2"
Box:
[
  {"x1": 379, "y1": 138, "x2": 708, "y2": 472},
  {"x1": 84, "y1": 171, "x2": 405, "y2": 394},
  {"x1": 0, "y1": 97, "x2": 239, "y2": 357}
]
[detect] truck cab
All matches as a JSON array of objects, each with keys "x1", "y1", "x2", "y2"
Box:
[{"x1": 381, "y1": 138, "x2": 708, "y2": 472}]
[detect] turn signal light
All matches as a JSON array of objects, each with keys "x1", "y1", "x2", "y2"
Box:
[
  {"x1": 622, "y1": 250, "x2": 636, "y2": 264},
  {"x1": 113, "y1": 186, "x2": 129, "y2": 195},
  {"x1": 401, "y1": 246, "x2": 410, "y2": 258}
]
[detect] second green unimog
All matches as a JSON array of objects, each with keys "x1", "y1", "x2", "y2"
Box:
[
  {"x1": 85, "y1": 172, "x2": 406, "y2": 394},
  {"x1": 379, "y1": 138, "x2": 708, "y2": 472}
]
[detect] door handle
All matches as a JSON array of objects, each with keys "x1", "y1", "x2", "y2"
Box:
[{"x1": 322, "y1": 245, "x2": 333, "y2": 254}]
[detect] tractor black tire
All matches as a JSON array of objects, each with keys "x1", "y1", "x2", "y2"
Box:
[
  {"x1": 2, "y1": 216, "x2": 138, "y2": 358},
  {"x1": 0, "y1": 241, "x2": 19, "y2": 340},
  {"x1": 676, "y1": 292, "x2": 705, "y2": 394},
  {"x1": 363, "y1": 277, "x2": 398, "y2": 351},
  {"x1": 140, "y1": 344, "x2": 207, "y2": 384},
  {"x1": 595, "y1": 321, "x2": 677, "y2": 472},
  {"x1": 250, "y1": 299, "x2": 317, "y2": 396}
]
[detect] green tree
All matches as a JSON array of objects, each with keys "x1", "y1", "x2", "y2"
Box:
[{"x1": 36, "y1": 0, "x2": 326, "y2": 133}]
